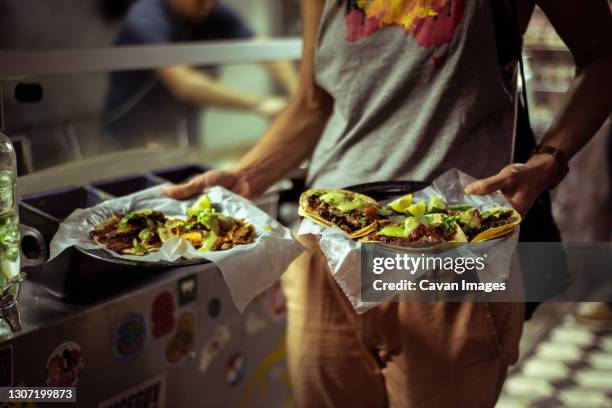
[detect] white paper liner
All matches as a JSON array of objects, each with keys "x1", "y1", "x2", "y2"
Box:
[
  {"x1": 299, "y1": 169, "x2": 520, "y2": 313},
  {"x1": 50, "y1": 185, "x2": 304, "y2": 312}
]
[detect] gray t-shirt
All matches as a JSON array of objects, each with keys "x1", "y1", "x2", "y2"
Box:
[{"x1": 307, "y1": 0, "x2": 516, "y2": 188}]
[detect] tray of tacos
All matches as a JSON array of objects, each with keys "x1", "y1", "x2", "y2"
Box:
[
  {"x1": 298, "y1": 184, "x2": 521, "y2": 247},
  {"x1": 90, "y1": 201, "x2": 256, "y2": 257},
  {"x1": 298, "y1": 170, "x2": 521, "y2": 313}
]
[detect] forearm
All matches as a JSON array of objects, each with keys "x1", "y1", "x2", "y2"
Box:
[
  {"x1": 539, "y1": 56, "x2": 612, "y2": 159},
  {"x1": 265, "y1": 60, "x2": 299, "y2": 97},
  {"x1": 232, "y1": 98, "x2": 331, "y2": 196},
  {"x1": 181, "y1": 74, "x2": 264, "y2": 110},
  {"x1": 157, "y1": 67, "x2": 264, "y2": 110}
]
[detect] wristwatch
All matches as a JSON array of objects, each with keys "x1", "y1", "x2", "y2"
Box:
[{"x1": 530, "y1": 144, "x2": 569, "y2": 189}]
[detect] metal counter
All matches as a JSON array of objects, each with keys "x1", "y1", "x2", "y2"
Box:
[{"x1": 0, "y1": 262, "x2": 290, "y2": 407}]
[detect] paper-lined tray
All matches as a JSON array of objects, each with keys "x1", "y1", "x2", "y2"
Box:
[
  {"x1": 299, "y1": 169, "x2": 520, "y2": 313},
  {"x1": 50, "y1": 185, "x2": 304, "y2": 312}
]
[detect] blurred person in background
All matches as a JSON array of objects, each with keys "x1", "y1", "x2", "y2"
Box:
[
  {"x1": 166, "y1": 0, "x2": 612, "y2": 406},
  {"x1": 103, "y1": 0, "x2": 298, "y2": 149}
]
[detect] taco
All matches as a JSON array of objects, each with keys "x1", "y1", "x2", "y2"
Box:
[
  {"x1": 448, "y1": 206, "x2": 521, "y2": 242},
  {"x1": 90, "y1": 209, "x2": 167, "y2": 255},
  {"x1": 158, "y1": 207, "x2": 256, "y2": 252},
  {"x1": 90, "y1": 194, "x2": 257, "y2": 255},
  {"x1": 299, "y1": 189, "x2": 385, "y2": 237},
  {"x1": 363, "y1": 214, "x2": 468, "y2": 246}
]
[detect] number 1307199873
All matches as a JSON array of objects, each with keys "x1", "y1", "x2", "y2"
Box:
[{"x1": 1, "y1": 387, "x2": 76, "y2": 402}]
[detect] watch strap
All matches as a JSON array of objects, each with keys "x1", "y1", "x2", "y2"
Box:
[{"x1": 530, "y1": 145, "x2": 569, "y2": 189}]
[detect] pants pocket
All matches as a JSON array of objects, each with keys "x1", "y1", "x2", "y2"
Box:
[
  {"x1": 482, "y1": 302, "x2": 524, "y2": 364},
  {"x1": 481, "y1": 302, "x2": 504, "y2": 354}
]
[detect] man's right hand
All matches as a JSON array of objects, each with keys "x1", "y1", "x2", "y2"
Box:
[{"x1": 163, "y1": 169, "x2": 253, "y2": 200}]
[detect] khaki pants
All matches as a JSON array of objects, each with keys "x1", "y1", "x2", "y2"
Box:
[{"x1": 282, "y1": 235, "x2": 524, "y2": 408}]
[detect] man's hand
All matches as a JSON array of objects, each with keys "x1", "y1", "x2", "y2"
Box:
[
  {"x1": 163, "y1": 169, "x2": 253, "y2": 200},
  {"x1": 464, "y1": 154, "x2": 560, "y2": 216}
]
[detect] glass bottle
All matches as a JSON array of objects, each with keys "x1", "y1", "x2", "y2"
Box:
[{"x1": 0, "y1": 132, "x2": 24, "y2": 333}]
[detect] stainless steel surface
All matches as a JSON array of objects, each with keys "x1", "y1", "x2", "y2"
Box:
[
  {"x1": 17, "y1": 147, "x2": 291, "y2": 208},
  {"x1": 17, "y1": 147, "x2": 202, "y2": 196},
  {"x1": 0, "y1": 38, "x2": 302, "y2": 78},
  {"x1": 0, "y1": 263, "x2": 291, "y2": 407},
  {"x1": 3, "y1": 264, "x2": 214, "y2": 342}
]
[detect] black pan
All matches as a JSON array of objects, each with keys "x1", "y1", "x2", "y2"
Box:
[
  {"x1": 344, "y1": 180, "x2": 429, "y2": 201},
  {"x1": 77, "y1": 247, "x2": 211, "y2": 268}
]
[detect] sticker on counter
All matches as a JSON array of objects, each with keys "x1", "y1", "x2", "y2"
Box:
[
  {"x1": 0, "y1": 345, "x2": 13, "y2": 387},
  {"x1": 165, "y1": 311, "x2": 196, "y2": 364},
  {"x1": 98, "y1": 373, "x2": 166, "y2": 408},
  {"x1": 244, "y1": 293, "x2": 267, "y2": 335},
  {"x1": 151, "y1": 291, "x2": 176, "y2": 339},
  {"x1": 208, "y1": 298, "x2": 221, "y2": 319},
  {"x1": 226, "y1": 353, "x2": 246, "y2": 387},
  {"x1": 177, "y1": 275, "x2": 198, "y2": 306},
  {"x1": 245, "y1": 309, "x2": 267, "y2": 335},
  {"x1": 198, "y1": 325, "x2": 231, "y2": 373},
  {"x1": 240, "y1": 332, "x2": 290, "y2": 407},
  {"x1": 46, "y1": 341, "x2": 84, "y2": 387},
  {"x1": 265, "y1": 280, "x2": 287, "y2": 321},
  {"x1": 113, "y1": 313, "x2": 147, "y2": 363}
]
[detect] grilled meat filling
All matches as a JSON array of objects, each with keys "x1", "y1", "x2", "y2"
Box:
[
  {"x1": 90, "y1": 213, "x2": 164, "y2": 254},
  {"x1": 213, "y1": 222, "x2": 256, "y2": 251},
  {"x1": 367, "y1": 223, "x2": 458, "y2": 244},
  {"x1": 307, "y1": 195, "x2": 378, "y2": 233}
]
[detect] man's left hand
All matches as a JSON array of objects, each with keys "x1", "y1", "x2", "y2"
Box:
[{"x1": 464, "y1": 154, "x2": 561, "y2": 216}]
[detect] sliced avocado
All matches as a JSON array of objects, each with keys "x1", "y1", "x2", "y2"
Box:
[
  {"x1": 320, "y1": 191, "x2": 369, "y2": 213},
  {"x1": 404, "y1": 217, "x2": 421, "y2": 235},
  {"x1": 188, "y1": 208, "x2": 221, "y2": 234},
  {"x1": 458, "y1": 210, "x2": 481, "y2": 230},
  {"x1": 448, "y1": 204, "x2": 473, "y2": 212},
  {"x1": 483, "y1": 207, "x2": 512, "y2": 219},
  {"x1": 424, "y1": 213, "x2": 445, "y2": 225},
  {"x1": 138, "y1": 228, "x2": 154, "y2": 244},
  {"x1": 451, "y1": 224, "x2": 469, "y2": 242},
  {"x1": 198, "y1": 231, "x2": 218, "y2": 252},
  {"x1": 427, "y1": 195, "x2": 446, "y2": 213},
  {"x1": 406, "y1": 201, "x2": 426, "y2": 216},
  {"x1": 388, "y1": 194, "x2": 413, "y2": 213},
  {"x1": 336, "y1": 200, "x2": 369, "y2": 213},
  {"x1": 319, "y1": 192, "x2": 347, "y2": 206},
  {"x1": 377, "y1": 225, "x2": 407, "y2": 238}
]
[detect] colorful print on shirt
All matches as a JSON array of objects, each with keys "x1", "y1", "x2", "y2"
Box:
[{"x1": 345, "y1": 0, "x2": 465, "y2": 64}]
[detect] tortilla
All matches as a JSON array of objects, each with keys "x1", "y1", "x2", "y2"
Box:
[
  {"x1": 90, "y1": 206, "x2": 257, "y2": 256},
  {"x1": 90, "y1": 211, "x2": 166, "y2": 255},
  {"x1": 470, "y1": 208, "x2": 521, "y2": 243},
  {"x1": 299, "y1": 188, "x2": 384, "y2": 238}
]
